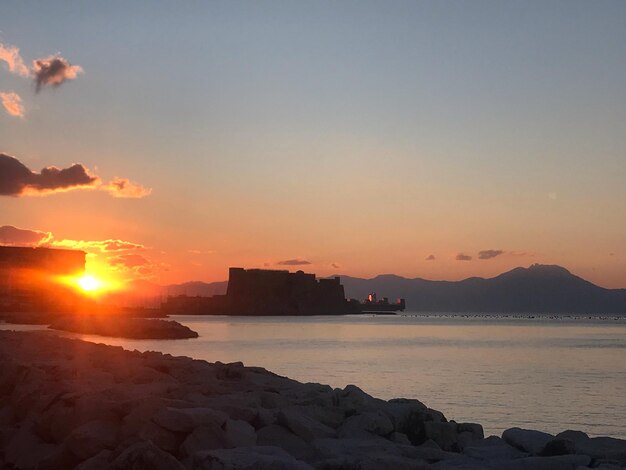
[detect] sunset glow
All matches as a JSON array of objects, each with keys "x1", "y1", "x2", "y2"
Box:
[{"x1": 77, "y1": 275, "x2": 101, "y2": 293}]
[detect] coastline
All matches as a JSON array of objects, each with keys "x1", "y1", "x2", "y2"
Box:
[{"x1": 0, "y1": 330, "x2": 624, "y2": 469}]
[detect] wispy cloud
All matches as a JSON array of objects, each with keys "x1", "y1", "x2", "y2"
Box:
[
  {"x1": 277, "y1": 259, "x2": 312, "y2": 266},
  {"x1": 425, "y1": 254, "x2": 436, "y2": 261},
  {"x1": 456, "y1": 253, "x2": 472, "y2": 261},
  {"x1": 0, "y1": 43, "x2": 29, "y2": 77},
  {"x1": 101, "y1": 177, "x2": 151, "y2": 199},
  {"x1": 478, "y1": 249, "x2": 504, "y2": 260},
  {"x1": 51, "y1": 239, "x2": 144, "y2": 252},
  {"x1": 32, "y1": 55, "x2": 83, "y2": 92},
  {"x1": 0, "y1": 92, "x2": 25, "y2": 117},
  {"x1": 331, "y1": 262, "x2": 341, "y2": 269},
  {"x1": 0, "y1": 225, "x2": 53, "y2": 246}
]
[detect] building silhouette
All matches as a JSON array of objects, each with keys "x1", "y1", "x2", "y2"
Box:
[{"x1": 0, "y1": 246, "x2": 86, "y2": 312}]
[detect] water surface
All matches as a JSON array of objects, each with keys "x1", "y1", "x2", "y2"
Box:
[{"x1": 4, "y1": 313, "x2": 625, "y2": 438}]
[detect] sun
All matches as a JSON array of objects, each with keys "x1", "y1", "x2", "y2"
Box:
[{"x1": 77, "y1": 275, "x2": 102, "y2": 293}]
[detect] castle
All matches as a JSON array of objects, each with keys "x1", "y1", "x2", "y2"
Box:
[{"x1": 163, "y1": 267, "x2": 359, "y2": 316}]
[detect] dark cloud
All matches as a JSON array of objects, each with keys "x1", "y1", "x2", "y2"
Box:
[
  {"x1": 478, "y1": 250, "x2": 504, "y2": 260},
  {"x1": 0, "y1": 225, "x2": 52, "y2": 246},
  {"x1": 277, "y1": 259, "x2": 312, "y2": 266},
  {"x1": 0, "y1": 153, "x2": 97, "y2": 196},
  {"x1": 425, "y1": 254, "x2": 436, "y2": 261},
  {"x1": 331, "y1": 263, "x2": 341, "y2": 269},
  {"x1": 456, "y1": 253, "x2": 472, "y2": 261},
  {"x1": 32, "y1": 55, "x2": 83, "y2": 92},
  {"x1": 1, "y1": 153, "x2": 150, "y2": 198}
]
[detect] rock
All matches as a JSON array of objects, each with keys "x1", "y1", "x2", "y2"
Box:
[
  {"x1": 224, "y1": 419, "x2": 257, "y2": 447},
  {"x1": 506, "y1": 454, "x2": 591, "y2": 470},
  {"x1": 179, "y1": 424, "x2": 227, "y2": 457},
  {"x1": 333, "y1": 384, "x2": 379, "y2": 411},
  {"x1": 109, "y1": 440, "x2": 186, "y2": 469},
  {"x1": 153, "y1": 407, "x2": 227, "y2": 433},
  {"x1": 4, "y1": 421, "x2": 59, "y2": 469},
  {"x1": 192, "y1": 445, "x2": 314, "y2": 469},
  {"x1": 502, "y1": 427, "x2": 555, "y2": 455},
  {"x1": 463, "y1": 435, "x2": 528, "y2": 461},
  {"x1": 389, "y1": 431, "x2": 412, "y2": 445},
  {"x1": 74, "y1": 450, "x2": 112, "y2": 470},
  {"x1": 277, "y1": 408, "x2": 335, "y2": 442},
  {"x1": 337, "y1": 410, "x2": 394, "y2": 439},
  {"x1": 64, "y1": 419, "x2": 118, "y2": 460},
  {"x1": 311, "y1": 437, "x2": 433, "y2": 468},
  {"x1": 539, "y1": 437, "x2": 577, "y2": 456},
  {"x1": 257, "y1": 424, "x2": 314, "y2": 460},
  {"x1": 251, "y1": 408, "x2": 276, "y2": 429},
  {"x1": 577, "y1": 436, "x2": 626, "y2": 466},
  {"x1": 424, "y1": 421, "x2": 460, "y2": 451}
]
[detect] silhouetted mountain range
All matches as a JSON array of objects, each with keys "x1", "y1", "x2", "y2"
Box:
[
  {"x1": 337, "y1": 264, "x2": 626, "y2": 314},
  {"x1": 111, "y1": 265, "x2": 626, "y2": 314}
]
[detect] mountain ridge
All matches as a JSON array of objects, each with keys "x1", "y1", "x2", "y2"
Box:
[{"x1": 112, "y1": 264, "x2": 626, "y2": 313}]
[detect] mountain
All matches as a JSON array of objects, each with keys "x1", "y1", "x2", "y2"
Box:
[
  {"x1": 336, "y1": 264, "x2": 626, "y2": 314},
  {"x1": 105, "y1": 280, "x2": 228, "y2": 307},
  {"x1": 109, "y1": 265, "x2": 626, "y2": 313}
]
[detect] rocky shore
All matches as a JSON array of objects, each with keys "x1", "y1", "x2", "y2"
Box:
[
  {"x1": 48, "y1": 316, "x2": 199, "y2": 340},
  {"x1": 0, "y1": 330, "x2": 623, "y2": 469}
]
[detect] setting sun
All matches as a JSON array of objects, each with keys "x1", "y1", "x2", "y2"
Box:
[{"x1": 76, "y1": 275, "x2": 102, "y2": 293}]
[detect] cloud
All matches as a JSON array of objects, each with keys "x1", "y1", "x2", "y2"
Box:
[
  {"x1": 425, "y1": 254, "x2": 436, "y2": 261},
  {"x1": 277, "y1": 259, "x2": 312, "y2": 266},
  {"x1": 109, "y1": 253, "x2": 150, "y2": 269},
  {"x1": 101, "y1": 177, "x2": 151, "y2": 199},
  {"x1": 0, "y1": 153, "x2": 97, "y2": 196},
  {"x1": 0, "y1": 153, "x2": 150, "y2": 198},
  {"x1": 51, "y1": 239, "x2": 144, "y2": 252},
  {"x1": 478, "y1": 249, "x2": 504, "y2": 260},
  {"x1": 330, "y1": 263, "x2": 341, "y2": 269},
  {"x1": 187, "y1": 249, "x2": 215, "y2": 255},
  {"x1": 0, "y1": 225, "x2": 53, "y2": 246},
  {"x1": 0, "y1": 43, "x2": 29, "y2": 77},
  {"x1": 32, "y1": 55, "x2": 83, "y2": 92},
  {"x1": 0, "y1": 92, "x2": 25, "y2": 117},
  {"x1": 456, "y1": 253, "x2": 472, "y2": 261}
]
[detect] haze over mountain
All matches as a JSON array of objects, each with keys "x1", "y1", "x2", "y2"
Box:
[
  {"x1": 113, "y1": 264, "x2": 626, "y2": 314},
  {"x1": 337, "y1": 264, "x2": 626, "y2": 314}
]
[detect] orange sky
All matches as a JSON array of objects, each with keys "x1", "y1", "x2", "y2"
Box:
[{"x1": 1, "y1": 2, "x2": 625, "y2": 289}]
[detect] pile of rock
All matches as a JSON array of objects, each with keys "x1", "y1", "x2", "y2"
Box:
[
  {"x1": 48, "y1": 316, "x2": 199, "y2": 339},
  {"x1": 0, "y1": 330, "x2": 623, "y2": 469}
]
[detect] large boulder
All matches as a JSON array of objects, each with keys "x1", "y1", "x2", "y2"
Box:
[
  {"x1": 153, "y1": 407, "x2": 227, "y2": 433},
  {"x1": 502, "y1": 427, "x2": 555, "y2": 455},
  {"x1": 223, "y1": 419, "x2": 257, "y2": 448},
  {"x1": 277, "y1": 408, "x2": 336, "y2": 442},
  {"x1": 180, "y1": 425, "x2": 228, "y2": 458},
  {"x1": 463, "y1": 435, "x2": 528, "y2": 461},
  {"x1": 108, "y1": 440, "x2": 186, "y2": 469},
  {"x1": 337, "y1": 410, "x2": 394, "y2": 439},
  {"x1": 192, "y1": 445, "x2": 314, "y2": 470},
  {"x1": 64, "y1": 419, "x2": 119, "y2": 460},
  {"x1": 256, "y1": 424, "x2": 315, "y2": 460}
]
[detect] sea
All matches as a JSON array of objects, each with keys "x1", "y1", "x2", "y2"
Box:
[{"x1": 3, "y1": 313, "x2": 626, "y2": 439}]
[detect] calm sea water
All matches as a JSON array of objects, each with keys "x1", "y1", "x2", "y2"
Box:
[{"x1": 4, "y1": 313, "x2": 626, "y2": 439}]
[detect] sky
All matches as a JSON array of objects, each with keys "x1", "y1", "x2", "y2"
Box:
[{"x1": 1, "y1": 1, "x2": 625, "y2": 288}]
